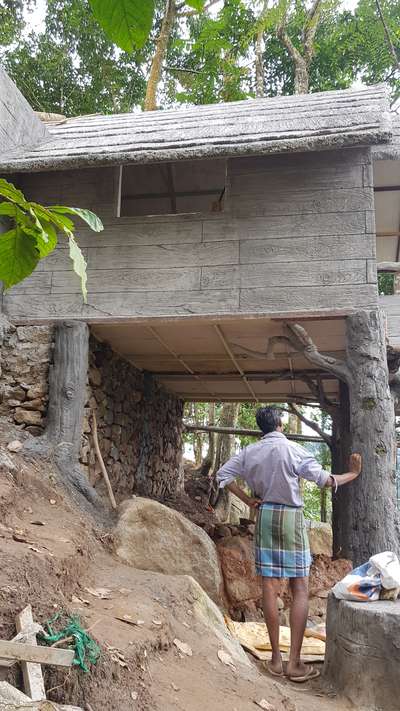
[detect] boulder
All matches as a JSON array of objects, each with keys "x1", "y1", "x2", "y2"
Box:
[
  {"x1": 217, "y1": 535, "x2": 261, "y2": 607},
  {"x1": 306, "y1": 520, "x2": 333, "y2": 556},
  {"x1": 115, "y1": 497, "x2": 223, "y2": 603}
]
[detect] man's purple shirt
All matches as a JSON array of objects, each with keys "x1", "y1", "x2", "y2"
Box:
[{"x1": 217, "y1": 431, "x2": 330, "y2": 508}]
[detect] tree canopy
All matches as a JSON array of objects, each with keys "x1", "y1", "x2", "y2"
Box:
[{"x1": 1, "y1": 0, "x2": 398, "y2": 117}]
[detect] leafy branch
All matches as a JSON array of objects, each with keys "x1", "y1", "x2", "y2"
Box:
[{"x1": 0, "y1": 179, "x2": 103, "y2": 301}]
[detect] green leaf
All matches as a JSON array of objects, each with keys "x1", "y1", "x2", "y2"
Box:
[
  {"x1": 88, "y1": 0, "x2": 155, "y2": 51},
  {"x1": 48, "y1": 206, "x2": 104, "y2": 232},
  {"x1": 0, "y1": 228, "x2": 39, "y2": 289},
  {"x1": 31, "y1": 204, "x2": 75, "y2": 235},
  {"x1": 185, "y1": 0, "x2": 205, "y2": 10},
  {"x1": 35, "y1": 220, "x2": 58, "y2": 258},
  {"x1": 0, "y1": 179, "x2": 29, "y2": 208},
  {"x1": 69, "y1": 234, "x2": 88, "y2": 302},
  {"x1": 0, "y1": 202, "x2": 18, "y2": 218}
]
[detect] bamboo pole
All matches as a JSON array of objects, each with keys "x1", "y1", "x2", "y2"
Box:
[{"x1": 91, "y1": 411, "x2": 117, "y2": 510}]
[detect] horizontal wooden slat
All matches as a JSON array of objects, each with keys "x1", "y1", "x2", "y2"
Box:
[
  {"x1": 240, "y1": 234, "x2": 374, "y2": 264},
  {"x1": 75, "y1": 220, "x2": 203, "y2": 248},
  {"x1": 52, "y1": 267, "x2": 201, "y2": 294},
  {"x1": 0, "y1": 640, "x2": 74, "y2": 667},
  {"x1": 3, "y1": 289, "x2": 240, "y2": 319},
  {"x1": 87, "y1": 241, "x2": 239, "y2": 270},
  {"x1": 231, "y1": 188, "x2": 373, "y2": 217},
  {"x1": 240, "y1": 284, "x2": 377, "y2": 312},
  {"x1": 229, "y1": 163, "x2": 363, "y2": 191},
  {"x1": 228, "y1": 147, "x2": 370, "y2": 173},
  {"x1": 201, "y1": 260, "x2": 367, "y2": 290},
  {"x1": 202, "y1": 212, "x2": 367, "y2": 241}
]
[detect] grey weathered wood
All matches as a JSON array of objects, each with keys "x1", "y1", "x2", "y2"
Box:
[
  {"x1": 0, "y1": 66, "x2": 48, "y2": 153},
  {"x1": 0, "y1": 84, "x2": 391, "y2": 172},
  {"x1": 323, "y1": 596, "x2": 400, "y2": 710},
  {"x1": 240, "y1": 234, "x2": 374, "y2": 264},
  {"x1": 202, "y1": 259, "x2": 367, "y2": 290},
  {"x1": 0, "y1": 641, "x2": 74, "y2": 667},
  {"x1": 203, "y1": 211, "x2": 367, "y2": 241},
  {"x1": 87, "y1": 242, "x2": 239, "y2": 270},
  {"x1": 15, "y1": 606, "x2": 46, "y2": 701},
  {"x1": 240, "y1": 285, "x2": 377, "y2": 313},
  {"x1": 74, "y1": 219, "x2": 203, "y2": 248},
  {"x1": 229, "y1": 163, "x2": 364, "y2": 190},
  {"x1": 52, "y1": 267, "x2": 201, "y2": 294},
  {"x1": 231, "y1": 188, "x2": 373, "y2": 217}
]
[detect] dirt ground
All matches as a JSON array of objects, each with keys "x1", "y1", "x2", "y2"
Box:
[{"x1": 0, "y1": 432, "x2": 354, "y2": 711}]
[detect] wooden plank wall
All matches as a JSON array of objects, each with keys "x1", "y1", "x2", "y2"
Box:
[
  {"x1": 0, "y1": 66, "x2": 48, "y2": 153},
  {"x1": 2, "y1": 147, "x2": 378, "y2": 321}
]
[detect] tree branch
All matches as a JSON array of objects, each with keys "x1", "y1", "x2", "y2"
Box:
[
  {"x1": 286, "y1": 403, "x2": 332, "y2": 446},
  {"x1": 375, "y1": 0, "x2": 400, "y2": 71},
  {"x1": 303, "y1": 0, "x2": 322, "y2": 64},
  {"x1": 285, "y1": 322, "x2": 351, "y2": 384}
]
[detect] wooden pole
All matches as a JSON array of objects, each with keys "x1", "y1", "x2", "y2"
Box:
[
  {"x1": 184, "y1": 423, "x2": 324, "y2": 443},
  {"x1": 91, "y1": 412, "x2": 117, "y2": 510}
]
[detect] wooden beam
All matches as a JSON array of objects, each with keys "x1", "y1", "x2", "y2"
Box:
[
  {"x1": 165, "y1": 164, "x2": 177, "y2": 214},
  {"x1": 377, "y1": 262, "x2": 400, "y2": 272},
  {"x1": 0, "y1": 641, "x2": 74, "y2": 667},
  {"x1": 184, "y1": 423, "x2": 324, "y2": 442},
  {"x1": 377, "y1": 231, "x2": 400, "y2": 238},
  {"x1": 123, "y1": 188, "x2": 221, "y2": 200},
  {"x1": 15, "y1": 606, "x2": 46, "y2": 701},
  {"x1": 374, "y1": 185, "x2": 400, "y2": 192},
  {"x1": 214, "y1": 324, "x2": 259, "y2": 402}
]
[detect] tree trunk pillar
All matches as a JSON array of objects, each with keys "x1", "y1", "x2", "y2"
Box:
[
  {"x1": 345, "y1": 309, "x2": 399, "y2": 565},
  {"x1": 331, "y1": 381, "x2": 352, "y2": 559}
]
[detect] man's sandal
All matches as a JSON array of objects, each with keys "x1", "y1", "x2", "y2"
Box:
[
  {"x1": 288, "y1": 666, "x2": 320, "y2": 683},
  {"x1": 266, "y1": 661, "x2": 286, "y2": 678}
]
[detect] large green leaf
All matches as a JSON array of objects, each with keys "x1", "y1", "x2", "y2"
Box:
[
  {"x1": 31, "y1": 203, "x2": 75, "y2": 235},
  {"x1": 88, "y1": 0, "x2": 155, "y2": 51},
  {"x1": 0, "y1": 202, "x2": 18, "y2": 218},
  {"x1": 0, "y1": 179, "x2": 28, "y2": 208},
  {"x1": 69, "y1": 235, "x2": 88, "y2": 302},
  {"x1": 49, "y1": 206, "x2": 104, "y2": 232},
  {"x1": 0, "y1": 228, "x2": 39, "y2": 289}
]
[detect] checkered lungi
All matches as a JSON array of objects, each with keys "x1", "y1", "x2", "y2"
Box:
[{"x1": 255, "y1": 503, "x2": 312, "y2": 578}]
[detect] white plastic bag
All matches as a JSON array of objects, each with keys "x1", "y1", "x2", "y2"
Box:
[
  {"x1": 369, "y1": 551, "x2": 400, "y2": 590},
  {"x1": 331, "y1": 562, "x2": 381, "y2": 602}
]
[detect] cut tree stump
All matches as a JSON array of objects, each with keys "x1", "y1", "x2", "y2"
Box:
[{"x1": 323, "y1": 595, "x2": 400, "y2": 710}]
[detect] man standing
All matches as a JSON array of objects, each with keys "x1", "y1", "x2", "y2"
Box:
[{"x1": 217, "y1": 406, "x2": 362, "y2": 682}]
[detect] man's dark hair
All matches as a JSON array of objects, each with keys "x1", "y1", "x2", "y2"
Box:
[{"x1": 256, "y1": 406, "x2": 282, "y2": 434}]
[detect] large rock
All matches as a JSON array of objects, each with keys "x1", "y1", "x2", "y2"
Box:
[
  {"x1": 115, "y1": 497, "x2": 223, "y2": 603},
  {"x1": 306, "y1": 520, "x2": 333, "y2": 556},
  {"x1": 217, "y1": 535, "x2": 261, "y2": 609}
]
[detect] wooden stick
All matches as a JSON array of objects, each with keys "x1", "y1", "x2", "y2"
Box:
[
  {"x1": 91, "y1": 411, "x2": 117, "y2": 510},
  {"x1": 15, "y1": 605, "x2": 46, "y2": 701},
  {"x1": 183, "y1": 423, "x2": 324, "y2": 442},
  {"x1": 0, "y1": 640, "x2": 74, "y2": 666}
]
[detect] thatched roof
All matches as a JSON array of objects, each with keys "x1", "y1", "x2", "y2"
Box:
[
  {"x1": 0, "y1": 84, "x2": 392, "y2": 173},
  {"x1": 373, "y1": 112, "x2": 400, "y2": 160}
]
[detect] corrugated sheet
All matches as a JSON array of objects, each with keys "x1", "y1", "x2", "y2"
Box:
[{"x1": 0, "y1": 85, "x2": 392, "y2": 173}]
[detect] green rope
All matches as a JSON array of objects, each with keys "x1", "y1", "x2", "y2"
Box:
[{"x1": 39, "y1": 613, "x2": 100, "y2": 672}]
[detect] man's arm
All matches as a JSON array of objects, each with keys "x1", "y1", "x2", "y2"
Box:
[
  {"x1": 325, "y1": 453, "x2": 362, "y2": 489},
  {"x1": 226, "y1": 482, "x2": 262, "y2": 509}
]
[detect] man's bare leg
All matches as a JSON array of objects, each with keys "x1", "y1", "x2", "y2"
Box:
[
  {"x1": 287, "y1": 576, "x2": 309, "y2": 677},
  {"x1": 262, "y1": 577, "x2": 282, "y2": 674}
]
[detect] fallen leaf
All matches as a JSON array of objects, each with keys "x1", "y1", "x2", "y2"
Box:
[
  {"x1": 171, "y1": 683, "x2": 180, "y2": 692},
  {"x1": 152, "y1": 619, "x2": 162, "y2": 626},
  {"x1": 173, "y1": 639, "x2": 192, "y2": 656},
  {"x1": 217, "y1": 649, "x2": 236, "y2": 669},
  {"x1": 254, "y1": 701, "x2": 275, "y2": 711},
  {"x1": 85, "y1": 586, "x2": 113, "y2": 599},
  {"x1": 29, "y1": 546, "x2": 42, "y2": 554},
  {"x1": 115, "y1": 614, "x2": 145, "y2": 626},
  {"x1": 30, "y1": 520, "x2": 46, "y2": 526},
  {"x1": 49, "y1": 499, "x2": 57, "y2": 505}
]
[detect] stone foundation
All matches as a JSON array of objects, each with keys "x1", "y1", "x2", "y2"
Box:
[
  {"x1": 0, "y1": 321, "x2": 184, "y2": 502},
  {"x1": 0, "y1": 320, "x2": 53, "y2": 436},
  {"x1": 81, "y1": 335, "x2": 184, "y2": 502}
]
